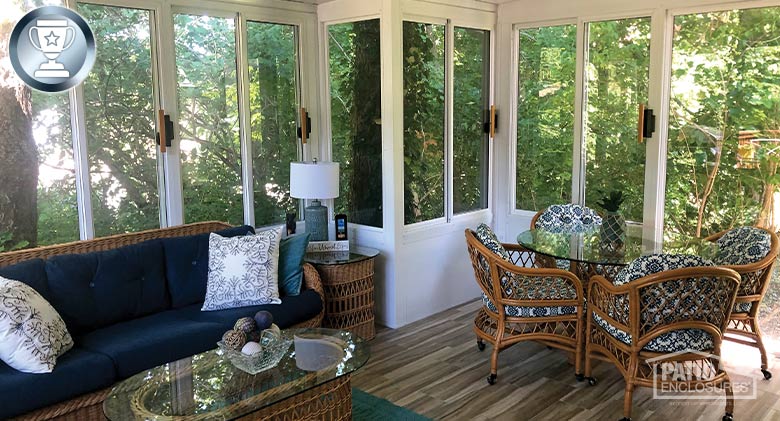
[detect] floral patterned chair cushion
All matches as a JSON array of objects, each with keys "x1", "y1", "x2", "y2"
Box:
[
  {"x1": 733, "y1": 302, "x2": 753, "y2": 313},
  {"x1": 596, "y1": 254, "x2": 717, "y2": 352},
  {"x1": 474, "y1": 223, "x2": 578, "y2": 318},
  {"x1": 714, "y1": 226, "x2": 772, "y2": 266},
  {"x1": 534, "y1": 204, "x2": 602, "y2": 233}
]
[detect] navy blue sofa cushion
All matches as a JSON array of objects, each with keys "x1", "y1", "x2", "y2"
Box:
[
  {"x1": 0, "y1": 348, "x2": 116, "y2": 419},
  {"x1": 78, "y1": 310, "x2": 226, "y2": 379},
  {"x1": 163, "y1": 225, "x2": 255, "y2": 308},
  {"x1": 0, "y1": 258, "x2": 50, "y2": 301},
  {"x1": 174, "y1": 288, "x2": 323, "y2": 330},
  {"x1": 45, "y1": 239, "x2": 169, "y2": 334}
]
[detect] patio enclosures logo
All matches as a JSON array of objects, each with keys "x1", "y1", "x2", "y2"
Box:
[
  {"x1": 8, "y1": 6, "x2": 96, "y2": 93},
  {"x1": 650, "y1": 350, "x2": 757, "y2": 401}
]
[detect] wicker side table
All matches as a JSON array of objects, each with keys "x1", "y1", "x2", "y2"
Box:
[{"x1": 305, "y1": 247, "x2": 379, "y2": 340}]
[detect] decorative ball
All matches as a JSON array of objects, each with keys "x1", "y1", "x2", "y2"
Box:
[
  {"x1": 241, "y1": 341, "x2": 262, "y2": 356},
  {"x1": 254, "y1": 310, "x2": 274, "y2": 330},
  {"x1": 222, "y1": 330, "x2": 247, "y2": 351},
  {"x1": 265, "y1": 323, "x2": 281, "y2": 338},
  {"x1": 247, "y1": 331, "x2": 262, "y2": 343},
  {"x1": 234, "y1": 317, "x2": 257, "y2": 333}
]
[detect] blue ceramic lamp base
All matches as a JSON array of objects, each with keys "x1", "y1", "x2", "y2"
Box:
[{"x1": 305, "y1": 200, "x2": 329, "y2": 241}]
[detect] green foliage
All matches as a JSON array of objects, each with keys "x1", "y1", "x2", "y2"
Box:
[
  {"x1": 329, "y1": 20, "x2": 383, "y2": 227},
  {"x1": 516, "y1": 24, "x2": 576, "y2": 210},
  {"x1": 596, "y1": 190, "x2": 624, "y2": 213},
  {"x1": 403, "y1": 21, "x2": 445, "y2": 224}
]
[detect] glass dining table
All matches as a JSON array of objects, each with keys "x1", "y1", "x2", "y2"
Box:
[{"x1": 516, "y1": 226, "x2": 720, "y2": 283}]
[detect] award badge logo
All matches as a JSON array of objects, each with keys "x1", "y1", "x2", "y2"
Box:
[{"x1": 8, "y1": 6, "x2": 96, "y2": 93}]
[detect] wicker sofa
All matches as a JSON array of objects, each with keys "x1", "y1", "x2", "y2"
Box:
[{"x1": 0, "y1": 222, "x2": 324, "y2": 420}]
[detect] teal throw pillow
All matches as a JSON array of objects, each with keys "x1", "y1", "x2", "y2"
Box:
[{"x1": 278, "y1": 233, "x2": 311, "y2": 296}]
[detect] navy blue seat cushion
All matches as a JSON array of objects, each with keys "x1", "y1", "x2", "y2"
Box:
[
  {"x1": 45, "y1": 239, "x2": 169, "y2": 334},
  {"x1": 278, "y1": 233, "x2": 311, "y2": 296},
  {"x1": 0, "y1": 347, "x2": 115, "y2": 419},
  {"x1": 163, "y1": 225, "x2": 255, "y2": 308},
  {"x1": 0, "y1": 258, "x2": 50, "y2": 301},
  {"x1": 174, "y1": 288, "x2": 323, "y2": 330},
  {"x1": 78, "y1": 310, "x2": 225, "y2": 379}
]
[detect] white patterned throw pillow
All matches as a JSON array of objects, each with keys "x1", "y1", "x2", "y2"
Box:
[
  {"x1": 202, "y1": 228, "x2": 283, "y2": 311},
  {"x1": 0, "y1": 276, "x2": 73, "y2": 373}
]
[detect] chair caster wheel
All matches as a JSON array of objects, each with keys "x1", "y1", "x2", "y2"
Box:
[
  {"x1": 587, "y1": 377, "x2": 597, "y2": 386},
  {"x1": 477, "y1": 340, "x2": 485, "y2": 352},
  {"x1": 761, "y1": 369, "x2": 772, "y2": 380},
  {"x1": 723, "y1": 412, "x2": 733, "y2": 421},
  {"x1": 487, "y1": 374, "x2": 496, "y2": 385},
  {"x1": 575, "y1": 373, "x2": 585, "y2": 382}
]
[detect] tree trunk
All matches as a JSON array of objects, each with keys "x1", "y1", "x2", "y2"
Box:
[
  {"x1": 0, "y1": 70, "x2": 39, "y2": 249},
  {"x1": 0, "y1": 16, "x2": 39, "y2": 249}
]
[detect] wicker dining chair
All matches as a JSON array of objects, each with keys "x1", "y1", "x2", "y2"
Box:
[
  {"x1": 465, "y1": 225, "x2": 585, "y2": 385},
  {"x1": 585, "y1": 254, "x2": 741, "y2": 421},
  {"x1": 706, "y1": 226, "x2": 780, "y2": 380}
]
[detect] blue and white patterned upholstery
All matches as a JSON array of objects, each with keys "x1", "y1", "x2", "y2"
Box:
[
  {"x1": 475, "y1": 223, "x2": 511, "y2": 261},
  {"x1": 593, "y1": 313, "x2": 714, "y2": 352},
  {"x1": 534, "y1": 204, "x2": 602, "y2": 233},
  {"x1": 733, "y1": 302, "x2": 753, "y2": 313},
  {"x1": 714, "y1": 226, "x2": 772, "y2": 266},
  {"x1": 474, "y1": 223, "x2": 578, "y2": 318},
  {"x1": 597, "y1": 254, "x2": 717, "y2": 352},
  {"x1": 614, "y1": 254, "x2": 714, "y2": 286}
]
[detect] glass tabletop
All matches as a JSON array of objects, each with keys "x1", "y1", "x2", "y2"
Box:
[
  {"x1": 516, "y1": 227, "x2": 720, "y2": 266},
  {"x1": 304, "y1": 246, "x2": 379, "y2": 265},
  {"x1": 103, "y1": 328, "x2": 369, "y2": 420}
]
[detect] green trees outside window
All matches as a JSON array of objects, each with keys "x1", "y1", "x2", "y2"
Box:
[
  {"x1": 403, "y1": 21, "x2": 445, "y2": 224},
  {"x1": 516, "y1": 24, "x2": 576, "y2": 211},
  {"x1": 583, "y1": 18, "x2": 650, "y2": 223},
  {"x1": 329, "y1": 19, "x2": 383, "y2": 228},
  {"x1": 81, "y1": 4, "x2": 161, "y2": 237},
  {"x1": 247, "y1": 21, "x2": 300, "y2": 226},
  {"x1": 175, "y1": 14, "x2": 243, "y2": 226},
  {"x1": 453, "y1": 27, "x2": 490, "y2": 215}
]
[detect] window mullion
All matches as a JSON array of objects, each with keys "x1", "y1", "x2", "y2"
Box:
[
  {"x1": 68, "y1": 86, "x2": 95, "y2": 240},
  {"x1": 236, "y1": 13, "x2": 255, "y2": 227},
  {"x1": 572, "y1": 20, "x2": 587, "y2": 206},
  {"x1": 445, "y1": 19, "x2": 454, "y2": 222}
]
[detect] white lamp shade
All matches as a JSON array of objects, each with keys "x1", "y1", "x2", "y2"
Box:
[{"x1": 290, "y1": 161, "x2": 340, "y2": 199}]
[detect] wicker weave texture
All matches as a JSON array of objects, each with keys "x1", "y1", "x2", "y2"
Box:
[
  {"x1": 239, "y1": 376, "x2": 352, "y2": 421},
  {"x1": 314, "y1": 259, "x2": 376, "y2": 340}
]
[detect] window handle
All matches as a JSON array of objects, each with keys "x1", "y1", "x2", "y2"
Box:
[
  {"x1": 297, "y1": 107, "x2": 311, "y2": 144},
  {"x1": 638, "y1": 104, "x2": 655, "y2": 143},
  {"x1": 156, "y1": 110, "x2": 173, "y2": 153},
  {"x1": 483, "y1": 105, "x2": 498, "y2": 138}
]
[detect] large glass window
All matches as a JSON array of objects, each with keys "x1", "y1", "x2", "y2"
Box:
[
  {"x1": 453, "y1": 27, "x2": 490, "y2": 214},
  {"x1": 0, "y1": 1, "x2": 78, "y2": 250},
  {"x1": 328, "y1": 19, "x2": 383, "y2": 228},
  {"x1": 515, "y1": 24, "x2": 576, "y2": 211},
  {"x1": 583, "y1": 18, "x2": 650, "y2": 222},
  {"x1": 79, "y1": 3, "x2": 161, "y2": 237},
  {"x1": 174, "y1": 14, "x2": 243, "y2": 226},
  {"x1": 247, "y1": 21, "x2": 299, "y2": 226},
  {"x1": 665, "y1": 7, "x2": 780, "y2": 239},
  {"x1": 403, "y1": 21, "x2": 445, "y2": 224}
]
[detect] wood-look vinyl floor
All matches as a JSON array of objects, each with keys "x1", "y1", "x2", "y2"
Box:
[{"x1": 352, "y1": 299, "x2": 780, "y2": 420}]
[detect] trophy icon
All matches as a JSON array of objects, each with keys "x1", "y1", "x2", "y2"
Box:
[{"x1": 29, "y1": 19, "x2": 75, "y2": 78}]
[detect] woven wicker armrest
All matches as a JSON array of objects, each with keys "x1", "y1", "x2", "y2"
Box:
[
  {"x1": 588, "y1": 275, "x2": 630, "y2": 332},
  {"x1": 301, "y1": 263, "x2": 324, "y2": 298},
  {"x1": 491, "y1": 258, "x2": 584, "y2": 307}
]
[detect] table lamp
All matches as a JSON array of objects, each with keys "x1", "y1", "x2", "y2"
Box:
[{"x1": 290, "y1": 160, "x2": 340, "y2": 241}]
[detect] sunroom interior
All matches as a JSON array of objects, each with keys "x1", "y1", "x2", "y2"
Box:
[{"x1": 2, "y1": 0, "x2": 780, "y2": 419}]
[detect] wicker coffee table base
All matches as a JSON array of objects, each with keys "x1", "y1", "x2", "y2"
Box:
[{"x1": 238, "y1": 375, "x2": 352, "y2": 421}]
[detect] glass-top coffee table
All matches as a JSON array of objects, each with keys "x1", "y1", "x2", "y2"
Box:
[{"x1": 103, "y1": 328, "x2": 369, "y2": 420}]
